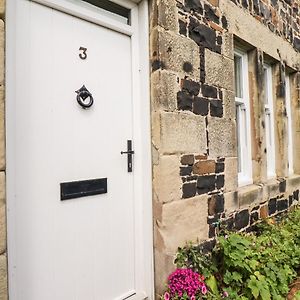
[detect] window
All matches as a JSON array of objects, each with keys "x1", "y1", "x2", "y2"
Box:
[
  {"x1": 285, "y1": 74, "x2": 294, "y2": 175},
  {"x1": 234, "y1": 49, "x2": 252, "y2": 186},
  {"x1": 263, "y1": 65, "x2": 276, "y2": 178}
]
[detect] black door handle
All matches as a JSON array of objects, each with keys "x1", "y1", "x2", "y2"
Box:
[{"x1": 121, "y1": 140, "x2": 134, "y2": 172}]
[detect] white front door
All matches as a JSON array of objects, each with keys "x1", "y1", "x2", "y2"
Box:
[{"x1": 6, "y1": 0, "x2": 152, "y2": 299}]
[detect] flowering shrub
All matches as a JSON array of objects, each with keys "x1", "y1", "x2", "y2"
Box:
[
  {"x1": 162, "y1": 268, "x2": 207, "y2": 300},
  {"x1": 167, "y1": 207, "x2": 300, "y2": 300}
]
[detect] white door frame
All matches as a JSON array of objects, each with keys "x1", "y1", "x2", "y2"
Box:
[{"x1": 6, "y1": 0, "x2": 154, "y2": 298}]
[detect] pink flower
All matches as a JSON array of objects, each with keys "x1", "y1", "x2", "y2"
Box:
[
  {"x1": 164, "y1": 292, "x2": 170, "y2": 300},
  {"x1": 223, "y1": 291, "x2": 229, "y2": 298},
  {"x1": 190, "y1": 296, "x2": 196, "y2": 300},
  {"x1": 167, "y1": 268, "x2": 205, "y2": 298},
  {"x1": 201, "y1": 285, "x2": 207, "y2": 295}
]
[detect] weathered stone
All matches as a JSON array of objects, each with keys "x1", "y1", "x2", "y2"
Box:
[
  {"x1": 154, "y1": 250, "x2": 175, "y2": 296},
  {"x1": 239, "y1": 184, "x2": 263, "y2": 208},
  {"x1": 215, "y1": 162, "x2": 225, "y2": 173},
  {"x1": 210, "y1": 100, "x2": 223, "y2": 117},
  {"x1": 179, "y1": 19, "x2": 187, "y2": 36},
  {"x1": 0, "y1": 21, "x2": 4, "y2": 87},
  {"x1": 160, "y1": 112, "x2": 206, "y2": 154},
  {"x1": 0, "y1": 204, "x2": 5, "y2": 255},
  {"x1": 182, "y1": 182, "x2": 197, "y2": 198},
  {"x1": 268, "y1": 198, "x2": 277, "y2": 215},
  {"x1": 279, "y1": 179, "x2": 286, "y2": 193},
  {"x1": 0, "y1": 255, "x2": 7, "y2": 300},
  {"x1": 222, "y1": 32, "x2": 233, "y2": 59},
  {"x1": 224, "y1": 191, "x2": 239, "y2": 213},
  {"x1": 153, "y1": 155, "x2": 182, "y2": 203},
  {"x1": 185, "y1": 0, "x2": 203, "y2": 13},
  {"x1": 260, "y1": 205, "x2": 268, "y2": 219},
  {"x1": 235, "y1": 209, "x2": 250, "y2": 230},
  {"x1": 222, "y1": 89, "x2": 235, "y2": 119},
  {"x1": 181, "y1": 79, "x2": 201, "y2": 96},
  {"x1": 250, "y1": 211, "x2": 259, "y2": 225},
  {"x1": 294, "y1": 190, "x2": 299, "y2": 201},
  {"x1": 277, "y1": 199, "x2": 288, "y2": 211},
  {"x1": 153, "y1": 29, "x2": 200, "y2": 79},
  {"x1": 193, "y1": 160, "x2": 215, "y2": 175},
  {"x1": 181, "y1": 154, "x2": 194, "y2": 165},
  {"x1": 208, "y1": 0, "x2": 219, "y2": 6},
  {"x1": 204, "y1": 4, "x2": 220, "y2": 24},
  {"x1": 193, "y1": 97, "x2": 209, "y2": 116},
  {"x1": 224, "y1": 157, "x2": 238, "y2": 192},
  {"x1": 180, "y1": 166, "x2": 193, "y2": 176},
  {"x1": 188, "y1": 18, "x2": 217, "y2": 50},
  {"x1": 202, "y1": 84, "x2": 218, "y2": 98},
  {"x1": 0, "y1": 86, "x2": 4, "y2": 171},
  {"x1": 151, "y1": 70, "x2": 179, "y2": 112},
  {"x1": 209, "y1": 224, "x2": 216, "y2": 238},
  {"x1": 216, "y1": 175, "x2": 225, "y2": 189},
  {"x1": 197, "y1": 175, "x2": 216, "y2": 194},
  {"x1": 294, "y1": 37, "x2": 300, "y2": 52},
  {"x1": 205, "y1": 49, "x2": 234, "y2": 90},
  {"x1": 222, "y1": 215, "x2": 234, "y2": 230},
  {"x1": 208, "y1": 194, "x2": 224, "y2": 215},
  {"x1": 157, "y1": 195, "x2": 208, "y2": 252},
  {"x1": 156, "y1": 0, "x2": 179, "y2": 32},
  {"x1": 208, "y1": 118, "x2": 236, "y2": 158},
  {"x1": 177, "y1": 91, "x2": 193, "y2": 111}
]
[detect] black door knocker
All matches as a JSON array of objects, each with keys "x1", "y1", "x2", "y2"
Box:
[{"x1": 75, "y1": 85, "x2": 94, "y2": 109}]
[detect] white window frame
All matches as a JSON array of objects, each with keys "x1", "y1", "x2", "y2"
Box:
[
  {"x1": 234, "y1": 49, "x2": 253, "y2": 186},
  {"x1": 263, "y1": 64, "x2": 276, "y2": 179},
  {"x1": 285, "y1": 74, "x2": 294, "y2": 175}
]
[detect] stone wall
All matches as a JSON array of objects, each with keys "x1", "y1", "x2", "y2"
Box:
[
  {"x1": 150, "y1": 0, "x2": 300, "y2": 297},
  {"x1": 0, "y1": 0, "x2": 6, "y2": 299}
]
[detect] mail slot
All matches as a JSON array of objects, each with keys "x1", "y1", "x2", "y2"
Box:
[{"x1": 60, "y1": 178, "x2": 107, "y2": 200}]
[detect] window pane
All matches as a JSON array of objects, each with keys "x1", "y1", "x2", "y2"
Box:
[
  {"x1": 264, "y1": 68, "x2": 269, "y2": 104},
  {"x1": 83, "y1": 0, "x2": 131, "y2": 24},
  {"x1": 234, "y1": 55, "x2": 243, "y2": 98}
]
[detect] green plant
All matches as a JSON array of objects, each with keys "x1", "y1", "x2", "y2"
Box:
[{"x1": 171, "y1": 207, "x2": 300, "y2": 300}]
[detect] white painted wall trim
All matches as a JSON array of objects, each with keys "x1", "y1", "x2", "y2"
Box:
[{"x1": 6, "y1": 0, "x2": 154, "y2": 299}]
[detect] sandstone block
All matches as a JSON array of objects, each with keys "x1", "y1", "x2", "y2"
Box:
[
  {"x1": 151, "y1": 70, "x2": 179, "y2": 112},
  {"x1": 224, "y1": 191, "x2": 239, "y2": 214},
  {"x1": 159, "y1": 0, "x2": 179, "y2": 32},
  {"x1": 224, "y1": 157, "x2": 238, "y2": 192},
  {"x1": 222, "y1": 32, "x2": 234, "y2": 59},
  {"x1": 0, "y1": 255, "x2": 7, "y2": 300},
  {"x1": 0, "y1": 86, "x2": 4, "y2": 171},
  {"x1": 222, "y1": 89, "x2": 235, "y2": 120},
  {"x1": 0, "y1": 203, "x2": 5, "y2": 255},
  {"x1": 161, "y1": 112, "x2": 207, "y2": 154},
  {"x1": 153, "y1": 155, "x2": 182, "y2": 203},
  {"x1": 208, "y1": 118, "x2": 236, "y2": 158},
  {"x1": 193, "y1": 160, "x2": 215, "y2": 175},
  {"x1": 0, "y1": 172, "x2": 4, "y2": 205},
  {"x1": 205, "y1": 49, "x2": 234, "y2": 90},
  {"x1": 153, "y1": 28, "x2": 200, "y2": 79},
  {"x1": 154, "y1": 250, "x2": 175, "y2": 296},
  {"x1": 157, "y1": 195, "x2": 208, "y2": 253},
  {"x1": 239, "y1": 184, "x2": 263, "y2": 208}
]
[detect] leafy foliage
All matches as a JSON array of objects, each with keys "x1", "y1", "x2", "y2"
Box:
[{"x1": 173, "y1": 207, "x2": 300, "y2": 299}]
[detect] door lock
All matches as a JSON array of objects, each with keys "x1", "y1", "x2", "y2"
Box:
[{"x1": 121, "y1": 140, "x2": 134, "y2": 172}]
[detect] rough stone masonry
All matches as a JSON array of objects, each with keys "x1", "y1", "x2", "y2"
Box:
[{"x1": 150, "y1": 0, "x2": 300, "y2": 296}]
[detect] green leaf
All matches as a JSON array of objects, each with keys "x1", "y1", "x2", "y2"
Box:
[{"x1": 206, "y1": 275, "x2": 219, "y2": 295}]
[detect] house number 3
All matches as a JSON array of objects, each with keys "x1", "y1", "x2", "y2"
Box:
[{"x1": 79, "y1": 47, "x2": 87, "y2": 60}]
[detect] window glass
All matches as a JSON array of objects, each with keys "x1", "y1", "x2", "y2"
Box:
[
  {"x1": 83, "y1": 0, "x2": 131, "y2": 24},
  {"x1": 234, "y1": 50, "x2": 252, "y2": 186},
  {"x1": 234, "y1": 55, "x2": 243, "y2": 98}
]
